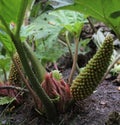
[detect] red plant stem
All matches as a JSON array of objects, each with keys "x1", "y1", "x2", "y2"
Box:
[
  {"x1": 0, "y1": 85, "x2": 28, "y2": 92},
  {"x1": 12, "y1": 57, "x2": 42, "y2": 108},
  {"x1": 68, "y1": 37, "x2": 79, "y2": 84}
]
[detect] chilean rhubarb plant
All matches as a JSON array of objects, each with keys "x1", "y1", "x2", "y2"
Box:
[{"x1": 0, "y1": 0, "x2": 114, "y2": 122}]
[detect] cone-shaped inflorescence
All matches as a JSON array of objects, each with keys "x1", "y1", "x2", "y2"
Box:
[
  {"x1": 9, "y1": 53, "x2": 22, "y2": 85},
  {"x1": 71, "y1": 35, "x2": 113, "y2": 101}
]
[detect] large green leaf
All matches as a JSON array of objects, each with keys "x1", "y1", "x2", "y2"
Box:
[
  {"x1": 0, "y1": 0, "x2": 34, "y2": 56},
  {"x1": 21, "y1": 12, "x2": 62, "y2": 40},
  {"x1": 21, "y1": 10, "x2": 87, "y2": 64},
  {"x1": 57, "y1": 0, "x2": 120, "y2": 39},
  {"x1": 0, "y1": 0, "x2": 32, "y2": 35},
  {"x1": 0, "y1": 0, "x2": 23, "y2": 25},
  {"x1": 21, "y1": 10, "x2": 87, "y2": 39},
  {"x1": 0, "y1": 31, "x2": 15, "y2": 53},
  {"x1": 50, "y1": 10, "x2": 87, "y2": 37},
  {"x1": 0, "y1": 96, "x2": 15, "y2": 105},
  {"x1": 0, "y1": 55, "x2": 10, "y2": 69}
]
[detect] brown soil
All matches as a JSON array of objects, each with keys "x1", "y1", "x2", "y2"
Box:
[{"x1": 0, "y1": 79, "x2": 119, "y2": 125}]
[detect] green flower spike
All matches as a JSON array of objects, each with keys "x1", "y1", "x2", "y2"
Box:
[
  {"x1": 9, "y1": 53, "x2": 22, "y2": 85},
  {"x1": 71, "y1": 35, "x2": 113, "y2": 101}
]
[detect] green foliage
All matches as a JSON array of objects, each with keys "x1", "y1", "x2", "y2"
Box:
[
  {"x1": 0, "y1": 0, "x2": 22, "y2": 31},
  {"x1": 0, "y1": 55, "x2": 10, "y2": 70},
  {"x1": 1, "y1": 0, "x2": 117, "y2": 121},
  {"x1": 0, "y1": 0, "x2": 24, "y2": 25},
  {"x1": 23, "y1": 42, "x2": 46, "y2": 83},
  {"x1": 21, "y1": 10, "x2": 87, "y2": 64},
  {"x1": 0, "y1": 1, "x2": 58, "y2": 121},
  {"x1": 30, "y1": 1, "x2": 42, "y2": 18},
  {"x1": 68, "y1": 39, "x2": 91, "y2": 55},
  {"x1": 71, "y1": 35, "x2": 113, "y2": 100},
  {"x1": 0, "y1": 0, "x2": 30, "y2": 35},
  {"x1": 0, "y1": 55, "x2": 10, "y2": 81},
  {"x1": 0, "y1": 31, "x2": 15, "y2": 54},
  {"x1": 111, "y1": 64, "x2": 120, "y2": 74},
  {"x1": 36, "y1": 41, "x2": 65, "y2": 64},
  {"x1": 30, "y1": 0, "x2": 48, "y2": 18},
  {"x1": 0, "y1": 96, "x2": 15, "y2": 105},
  {"x1": 50, "y1": 10, "x2": 87, "y2": 37},
  {"x1": 52, "y1": 70, "x2": 62, "y2": 81},
  {"x1": 21, "y1": 12, "x2": 63, "y2": 64},
  {"x1": 21, "y1": 10, "x2": 87, "y2": 39},
  {"x1": 0, "y1": 41, "x2": 12, "y2": 80},
  {"x1": 58, "y1": 0, "x2": 120, "y2": 39},
  {"x1": 0, "y1": 0, "x2": 32, "y2": 54},
  {"x1": 21, "y1": 12, "x2": 61, "y2": 40}
]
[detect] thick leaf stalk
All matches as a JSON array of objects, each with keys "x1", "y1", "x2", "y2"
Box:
[
  {"x1": 0, "y1": 0, "x2": 57, "y2": 121},
  {"x1": 11, "y1": 35, "x2": 57, "y2": 121},
  {"x1": 71, "y1": 35, "x2": 113, "y2": 100},
  {"x1": 23, "y1": 42, "x2": 46, "y2": 83}
]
